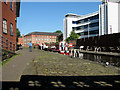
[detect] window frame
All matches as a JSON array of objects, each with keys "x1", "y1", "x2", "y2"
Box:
[
  {"x1": 3, "y1": 0, "x2": 7, "y2": 4},
  {"x1": 10, "y1": 0, "x2": 13, "y2": 10},
  {"x1": 3, "y1": 18, "x2": 7, "y2": 34},
  {"x1": 10, "y1": 23, "x2": 13, "y2": 36}
]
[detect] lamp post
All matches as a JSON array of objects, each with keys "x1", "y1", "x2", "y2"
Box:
[{"x1": 88, "y1": 19, "x2": 90, "y2": 38}]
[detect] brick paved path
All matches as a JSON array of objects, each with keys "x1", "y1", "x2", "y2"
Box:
[
  {"x1": 23, "y1": 50, "x2": 120, "y2": 76},
  {"x1": 2, "y1": 49, "x2": 39, "y2": 81}
]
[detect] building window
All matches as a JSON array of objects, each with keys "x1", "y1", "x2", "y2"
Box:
[
  {"x1": 1, "y1": 37, "x2": 3, "y2": 48},
  {"x1": 13, "y1": 44, "x2": 15, "y2": 52},
  {"x1": 36, "y1": 37, "x2": 37, "y2": 40},
  {"x1": 3, "y1": 0, "x2": 6, "y2": 4},
  {"x1": 10, "y1": 23, "x2": 13, "y2": 36},
  {"x1": 15, "y1": 0, "x2": 17, "y2": 14},
  {"x1": 10, "y1": 42, "x2": 12, "y2": 51},
  {"x1": 6, "y1": 40, "x2": 8, "y2": 49},
  {"x1": 10, "y1": 0, "x2": 13, "y2": 10},
  {"x1": 3, "y1": 19, "x2": 7, "y2": 34},
  {"x1": 72, "y1": 21, "x2": 76, "y2": 24}
]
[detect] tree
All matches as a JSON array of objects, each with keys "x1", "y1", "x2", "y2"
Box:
[
  {"x1": 65, "y1": 37, "x2": 70, "y2": 42},
  {"x1": 16, "y1": 28, "x2": 21, "y2": 42},
  {"x1": 54, "y1": 30, "x2": 62, "y2": 34},
  {"x1": 54, "y1": 30, "x2": 63, "y2": 42},
  {"x1": 65, "y1": 31, "x2": 79, "y2": 41}
]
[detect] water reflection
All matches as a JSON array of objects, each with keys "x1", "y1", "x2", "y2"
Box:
[
  {"x1": 78, "y1": 53, "x2": 120, "y2": 67},
  {"x1": 79, "y1": 53, "x2": 83, "y2": 59}
]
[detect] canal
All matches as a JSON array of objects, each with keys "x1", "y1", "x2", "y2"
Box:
[{"x1": 76, "y1": 53, "x2": 120, "y2": 67}]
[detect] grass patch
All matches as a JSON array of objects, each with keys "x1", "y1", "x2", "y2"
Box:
[{"x1": 0, "y1": 53, "x2": 22, "y2": 66}]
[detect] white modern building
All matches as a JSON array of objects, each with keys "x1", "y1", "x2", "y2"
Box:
[
  {"x1": 99, "y1": 0, "x2": 120, "y2": 35},
  {"x1": 63, "y1": 12, "x2": 99, "y2": 40},
  {"x1": 63, "y1": 0, "x2": 120, "y2": 40},
  {"x1": 63, "y1": 14, "x2": 81, "y2": 40}
]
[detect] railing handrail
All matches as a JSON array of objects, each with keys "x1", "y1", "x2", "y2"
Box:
[{"x1": 0, "y1": 34, "x2": 15, "y2": 44}]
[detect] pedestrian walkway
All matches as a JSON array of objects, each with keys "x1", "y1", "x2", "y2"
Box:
[
  {"x1": 2, "y1": 49, "x2": 39, "y2": 81},
  {"x1": 2, "y1": 48, "x2": 120, "y2": 81}
]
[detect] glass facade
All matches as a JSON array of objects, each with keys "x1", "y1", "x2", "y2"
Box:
[
  {"x1": 73, "y1": 14, "x2": 99, "y2": 38},
  {"x1": 73, "y1": 15, "x2": 99, "y2": 25}
]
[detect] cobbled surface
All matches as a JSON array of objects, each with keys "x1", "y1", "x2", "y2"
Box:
[{"x1": 23, "y1": 50, "x2": 120, "y2": 76}]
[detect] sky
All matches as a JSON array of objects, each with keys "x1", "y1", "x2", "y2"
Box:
[{"x1": 17, "y1": 2, "x2": 101, "y2": 35}]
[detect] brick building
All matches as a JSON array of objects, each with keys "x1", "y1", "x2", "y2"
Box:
[
  {"x1": 17, "y1": 36, "x2": 23, "y2": 45},
  {"x1": 0, "y1": 0, "x2": 20, "y2": 52},
  {"x1": 18, "y1": 32, "x2": 59, "y2": 47}
]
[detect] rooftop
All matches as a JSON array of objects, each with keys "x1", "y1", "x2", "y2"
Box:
[
  {"x1": 25, "y1": 32, "x2": 60, "y2": 36},
  {"x1": 65, "y1": 13, "x2": 82, "y2": 18},
  {"x1": 65, "y1": 11, "x2": 99, "y2": 19}
]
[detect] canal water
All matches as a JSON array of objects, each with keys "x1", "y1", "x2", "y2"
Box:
[{"x1": 77, "y1": 53, "x2": 120, "y2": 67}]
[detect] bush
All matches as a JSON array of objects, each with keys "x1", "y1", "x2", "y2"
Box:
[{"x1": 65, "y1": 31, "x2": 79, "y2": 41}]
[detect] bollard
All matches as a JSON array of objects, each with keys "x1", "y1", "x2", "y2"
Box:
[
  {"x1": 74, "y1": 49, "x2": 76, "y2": 58},
  {"x1": 71, "y1": 49, "x2": 73, "y2": 57}
]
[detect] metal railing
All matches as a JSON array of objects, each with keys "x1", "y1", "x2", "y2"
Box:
[
  {"x1": 0, "y1": 34, "x2": 15, "y2": 52},
  {"x1": 75, "y1": 26, "x2": 99, "y2": 33},
  {"x1": 75, "y1": 19, "x2": 99, "y2": 27}
]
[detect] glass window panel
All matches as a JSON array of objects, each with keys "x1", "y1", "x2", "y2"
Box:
[
  {"x1": 10, "y1": 0, "x2": 13, "y2": 10},
  {"x1": 3, "y1": 19, "x2": 7, "y2": 34},
  {"x1": 10, "y1": 23, "x2": 13, "y2": 35}
]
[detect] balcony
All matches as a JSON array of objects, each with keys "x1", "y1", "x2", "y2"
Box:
[
  {"x1": 75, "y1": 19, "x2": 99, "y2": 27},
  {"x1": 75, "y1": 26, "x2": 99, "y2": 34},
  {"x1": 79, "y1": 34, "x2": 99, "y2": 39}
]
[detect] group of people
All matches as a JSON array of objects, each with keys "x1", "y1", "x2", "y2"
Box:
[
  {"x1": 40, "y1": 43, "x2": 47, "y2": 50},
  {"x1": 28, "y1": 41, "x2": 47, "y2": 52}
]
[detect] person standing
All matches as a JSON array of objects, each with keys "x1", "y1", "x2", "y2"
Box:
[
  {"x1": 40, "y1": 43, "x2": 43, "y2": 50},
  {"x1": 29, "y1": 41, "x2": 32, "y2": 52}
]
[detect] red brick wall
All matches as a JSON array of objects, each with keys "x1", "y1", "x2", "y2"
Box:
[
  {"x1": 18, "y1": 37, "x2": 23, "y2": 45},
  {"x1": 2, "y1": 1, "x2": 17, "y2": 52},
  {"x1": 23, "y1": 34, "x2": 57, "y2": 47}
]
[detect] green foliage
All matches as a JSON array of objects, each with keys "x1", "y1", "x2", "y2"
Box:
[
  {"x1": 54, "y1": 30, "x2": 62, "y2": 34},
  {"x1": 45, "y1": 42, "x2": 49, "y2": 45},
  {"x1": 56, "y1": 37, "x2": 58, "y2": 42},
  {"x1": 65, "y1": 37, "x2": 70, "y2": 42},
  {"x1": 54, "y1": 30, "x2": 63, "y2": 42},
  {"x1": 65, "y1": 31, "x2": 79, "y2": 41},
  {"x1": 16, "y1": 28, "x2": 21, "y2": 42}
]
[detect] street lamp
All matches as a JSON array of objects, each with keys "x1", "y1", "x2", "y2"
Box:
[{"x1": 88, "y1": 19, "x2": 90, "y2": 38}]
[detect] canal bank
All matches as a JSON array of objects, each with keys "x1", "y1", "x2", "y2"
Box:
[
  {"x1": 79, "y1": 50, "x2": 120, "y2": 57},
  {"x1": 23, "y1": 50, "x2": 120, "y2": 76},
  {"x1": 69, "y1": 49, "x2": 120, "y2": 67}
]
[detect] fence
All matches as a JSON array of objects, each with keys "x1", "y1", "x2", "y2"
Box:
[
  {"x1": 76, "y1": 33, "x2": 120, "y2": 51},
  {"x1": 0, "y1": 34, "x2": 16, "y2": 52}
]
